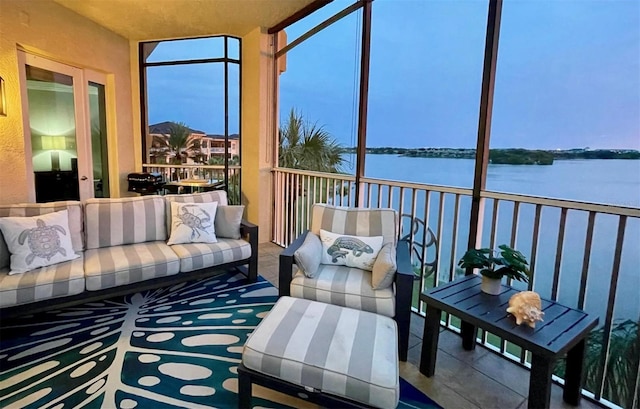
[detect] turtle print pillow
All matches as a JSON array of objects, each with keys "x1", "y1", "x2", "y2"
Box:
[
  {"x1": 319, "y1": 229, "x2": 383, "y2": 272},
  {"x1": 167, "y1": 201, "x2": 218, "y2": 245},
  {"x1": 0, "y1": 210, "x2": 79, "y2": 275}
]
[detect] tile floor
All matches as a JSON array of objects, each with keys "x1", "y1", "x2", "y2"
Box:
[{"x1": 257, "y1": 242, "x2": 603, "y2": 409}]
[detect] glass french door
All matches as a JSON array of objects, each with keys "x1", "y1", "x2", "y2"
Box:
[{"x1": 18, "y1": 52, "x2": 109, "y2": 202}]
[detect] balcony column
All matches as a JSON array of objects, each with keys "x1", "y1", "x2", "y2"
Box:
[
  {"x1": 467, "y1": 0, "x2": 503, "y2": 255},
  {"x1": 241, "y1": 27, "x2": 274, "y2": 243}
]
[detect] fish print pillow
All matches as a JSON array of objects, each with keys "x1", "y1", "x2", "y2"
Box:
[
  {"x1": 0, "y1": 210, "x2": 79, "y2": 275},
  {"x1": 319, "y1": 229, "x2": 383, "y2": 272},
  {"x1": 167, "y1": 202, "x2": 218, "y2": 245}
]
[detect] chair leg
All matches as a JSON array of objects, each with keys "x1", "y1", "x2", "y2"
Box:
[
  {"x1": 279, "y1": 253, "x2": 293, "y2": 297},
  {"x1": 395, "y1": 272, "x2": 413, "y2": 362}
]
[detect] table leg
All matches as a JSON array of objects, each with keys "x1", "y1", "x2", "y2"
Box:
[
  {"x1": 461, "y1": 321, "x2": 477, "y2": 351},
  {"x1": 420, "y1": 305, "x2": 441, "y2": 377},
  {"x1": 529, "y1": 354, "x2": 553, "y2": 409},
  {"x1": 563, "y1": 339, "x2": 586, "y2": 405}
]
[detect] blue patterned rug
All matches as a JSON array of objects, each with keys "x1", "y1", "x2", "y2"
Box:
[{"x1": 0, "y1": 271, "x2": 440, "y2": 408}]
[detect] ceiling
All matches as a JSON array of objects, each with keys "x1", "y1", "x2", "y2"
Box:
[{"x1": 53, "y1": 0, "x2": 318, "y2": 40}]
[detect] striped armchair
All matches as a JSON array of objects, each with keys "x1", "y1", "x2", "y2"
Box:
[{"x1": 279, "y1": 203, "x2": 414, "y2": 361}]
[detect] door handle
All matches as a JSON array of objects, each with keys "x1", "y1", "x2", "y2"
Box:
[{"x1": 80, "y1": 176, "x2": 88, "y2": 181}]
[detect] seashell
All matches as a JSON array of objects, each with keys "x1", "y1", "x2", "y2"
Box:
[{"x1": 506, "y1": 291, "x2": 545, "y2": 328}]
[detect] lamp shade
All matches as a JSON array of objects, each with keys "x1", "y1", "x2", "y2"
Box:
[{"x1": 41, "y1": 135, "x2": 66, "y2": 150}]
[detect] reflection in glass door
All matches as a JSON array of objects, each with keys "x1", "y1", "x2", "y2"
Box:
[
  {"x1": 88, "y1": 81, "x2": 109, "y2": 197},
  {"x1": 19, "y1": 52, "x2": 94, "y2": 202}
]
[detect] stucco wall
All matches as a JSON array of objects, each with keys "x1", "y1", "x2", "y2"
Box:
[
  {"x1": 242, "y1": 27, "x2": 275, "y2": 243},
  {"x1": 0, "y1": 0, "x2": 135, "y2": 203}
]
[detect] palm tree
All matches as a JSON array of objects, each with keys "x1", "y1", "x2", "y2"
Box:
[
  {"x1": 554, "y1": 319, "x2": 639, "y2": 408},
  {"x1": 153, "y1": 122, "x2": 202, "y2": 164},
  {"x1": 278, "y1": 109, "x2": 344, "y2": 173}
]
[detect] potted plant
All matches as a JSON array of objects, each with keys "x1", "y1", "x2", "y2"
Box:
[{"x1": 458, "y1": 244, "x2": 530, "y2": 295}]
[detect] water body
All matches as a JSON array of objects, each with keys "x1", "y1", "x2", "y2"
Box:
[{"x1": 342, "y1": 154, "x2": 640, "y2": 320}]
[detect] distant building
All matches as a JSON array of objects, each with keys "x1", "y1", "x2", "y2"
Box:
[
  {"x1": 149, "y1": 121, "x2": 239, "y2": 164},
  {"x1": 201, "y1": 134, "x2": 240, "y2": 162}
]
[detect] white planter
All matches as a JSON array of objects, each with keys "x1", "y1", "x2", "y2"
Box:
[{"x1": 481, "y1": 276, "x2": 502, "y2": 295}]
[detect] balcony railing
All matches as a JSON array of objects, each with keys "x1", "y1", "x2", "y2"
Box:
[
  {"x1": 142, "y1": 163, "x2": 242, "y2": 204},
  {"x1": 272, "y1": 167, "x2": 640, "y2": 409}
]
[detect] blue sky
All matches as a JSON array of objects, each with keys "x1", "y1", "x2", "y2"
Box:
[{"x1": 149, "y1": 0, "x2": 640, "y2": 150}]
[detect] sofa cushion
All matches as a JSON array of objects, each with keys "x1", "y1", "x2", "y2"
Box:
[
  {"x1": 0, "y1": 254, "x2": 85, "y2": 308},
  {"x1": 164, "y1": 190, "x2": 228, "y2": 234},
  {"x1": 290, "y1": 264, "x2": 395, "y2": 318},
  {"x1": 372, "y1": 243, "x2": 397, "y2": 290},
  {"x1": 214, "y1": 205, "x2": 244, "y2": 239},
  {"x1": 0, "y1": 201, "x2": 84, "y2": 269},
  {"x1": 170, "y1": 238, "x2": 252, "y2": 273},
  {"x1": 319, "y1": 229, "x2": 383, "y2": 271},
  {"x1": 294, "y1": 232, "x2": 322, "y2": 278},
  {"x1": 0, "y1": 210, "x2": 80, "y2": 275},
  {"x1": 84, "y1": 241, "x2": 180, "y2": 291},
  {"x1": 84, "y1": 196, "x2": 166, "y2": 249},
  {"x1": 310, "y1": 204, "x2": 398, "y2": 247},
  {"x1": 167, "y1": 201, "x2": 219, "y2": 245}
]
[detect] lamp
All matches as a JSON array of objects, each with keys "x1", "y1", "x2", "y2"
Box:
[
  {"x1": 0, "y1": 76, "x2": 6, "y2": 117},
  {"x1": 41, "y1": 135, "x2": 67, "y2": 150}
]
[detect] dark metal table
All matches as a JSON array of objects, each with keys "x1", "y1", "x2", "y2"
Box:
[{"x1": 419, "y1": 275, "x2": 598, "y2": 409}]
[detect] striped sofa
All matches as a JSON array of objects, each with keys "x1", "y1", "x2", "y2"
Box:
[
  {"x1": 0, "y1": 191, "x2": 257, "y2": 318},
  {"x1": 279, "y1": 203, "x2": 414, "y2": 362}
]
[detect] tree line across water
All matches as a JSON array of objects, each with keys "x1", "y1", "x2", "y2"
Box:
[{"x1": 341, "y1": 147, "x2": 640, "y2": 165}]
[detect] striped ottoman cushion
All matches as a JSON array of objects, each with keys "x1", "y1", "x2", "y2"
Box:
[
  {"x1": 84, "y1": 241, "x2": 180, "y2": 291},
  {"x1": 0, "y1": 254, "x2": 85, "y2": 308},
  {"x1": 169, "y1": 239, "x2": 252, "y2": 272},
  {"x1": 290, "y1": 264, "x2": 395, "y2": 318},
  {"x1": 242, "y1": 296, "x2": 399, "y2": 409}
]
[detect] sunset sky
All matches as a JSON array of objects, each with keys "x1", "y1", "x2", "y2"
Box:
[{"x1": 149, "y1": 0, "x2": 640, "y2": 150}]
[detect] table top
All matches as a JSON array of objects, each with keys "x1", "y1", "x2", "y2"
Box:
[
  {"x1": 420, "y1": 275, "x2": 599, "y2": 357},
  {"x1": 165, "y1": 179, "x2": 222, "y2": 188}
]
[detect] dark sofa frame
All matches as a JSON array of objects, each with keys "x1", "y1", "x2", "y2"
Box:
[
  {"x1": 0, "y1": 221, "x2": 258, "y2": 321},
  {"x1": 278, "y1": 232, "x2": 414, "y2": 361}
]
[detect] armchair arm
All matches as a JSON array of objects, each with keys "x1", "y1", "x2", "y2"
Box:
[
  {"x1": 394, "y1": 239, "x2": 413, "y2": 361},
  {"x1": 240, "y1": 220, "x2": 258, "y2": 282},
  {"x1": 278, "y1": 230, "x2": 309, "y2": 297}
]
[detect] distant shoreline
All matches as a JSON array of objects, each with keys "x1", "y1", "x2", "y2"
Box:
[{"x1": 341, "y1": 147, "x2": 640, "y2": 165}]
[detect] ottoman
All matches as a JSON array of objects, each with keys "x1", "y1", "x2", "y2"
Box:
[{"x1": 239, "y1": 296, "x2": 399, "y2": 409}]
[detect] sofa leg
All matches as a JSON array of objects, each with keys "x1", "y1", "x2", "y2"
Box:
[{"x1": 248, "y1": 257, "x2": 258, "y2": 282}]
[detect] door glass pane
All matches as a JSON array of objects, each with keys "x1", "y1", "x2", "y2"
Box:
[
  {"x1": 26, "y1": 65, "x2": 79, "y2": 202},
  {"x1": 89, "y1": 81, "x2": 109, "y2": 197}
]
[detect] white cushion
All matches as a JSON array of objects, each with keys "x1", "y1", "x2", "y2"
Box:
[
  {"x1": 294, "y1": 232, "x2": 322, "y2": 278},
  {"x1": 319, "y1": 229, "x2": 383, "y2": 271},
  {"x1": 0, "y1": 210, "x2": 80, "y2": 275},
  {"x1": 167, "y1": 202, "x2": 218, "y2": 245},
  {"x1": 214, "y1": 205, "x2": 244, "y2": 239},
  {"x1": 372, "y1": 243, "x2": 397, "y2": 290}
]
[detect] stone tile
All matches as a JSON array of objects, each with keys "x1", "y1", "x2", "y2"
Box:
[
  {"x1": 517, "y1": 382, "x2": 602, "y2": 409},
  {"x1": 400, "y1": 362, "x2": 481, "y2": 409},
  {"x1": 436, "y1": 329, "x2": 488, "y2": 365},
  {"x1": 472, "y1": 350, "x2": 530, "y2": 397},
  {"x1": 408, "y1": 332, "x2": 422, "y2": 349},
  {"x1": 407, "y1": 342, "x2": 422, "y2": 368},
  {"x1": 411, "y1": 310, "x2": 426, "y2": 337},
  {"x1": 428, "y1": 349, "x2": 526, "y2": 409}
]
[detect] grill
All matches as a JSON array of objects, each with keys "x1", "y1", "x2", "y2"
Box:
[{"x1": 127, "y1": 172, "x2": 165, "y2": 195}]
